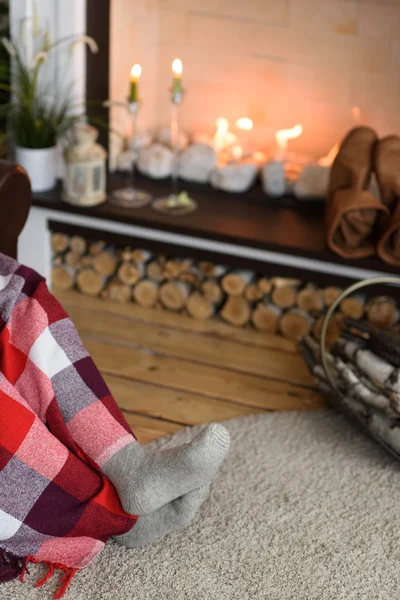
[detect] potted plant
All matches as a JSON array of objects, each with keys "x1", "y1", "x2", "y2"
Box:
[{"x1": 0, "y1": 23, "x2": 98, "y2": 192}]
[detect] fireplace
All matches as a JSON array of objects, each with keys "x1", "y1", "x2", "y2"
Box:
[
  {"x1": 88, "y1": 0, "x2": 400, "y2": 177},
  {"x1": 17, "y1": 1, "x2": 400, "y2": 296}
]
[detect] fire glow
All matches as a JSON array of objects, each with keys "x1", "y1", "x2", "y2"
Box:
[
  {"x1": 212, "y1": 117, "x2": 237, "y2": 154},
  {"x1": 275, "y1": 124, "x2": 303, "y2": 159},
  {"x1": 236, "y1": 117, "x2": 253, "y2": 132},
  {"x1": 318, "y1": 143, "x2": 339, "y2": 167}
]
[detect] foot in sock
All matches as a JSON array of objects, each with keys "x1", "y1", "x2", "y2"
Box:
[
  {"x1": 114, "y1": 483, "x2": 211, "y2": 548},
  {"x1": 101, "y1": 423, "x2": 230, "y2": 515}
]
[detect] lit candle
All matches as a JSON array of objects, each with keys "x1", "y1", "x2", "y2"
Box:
[
  {"x1": 275, "y1": 124, "x2": 303, "y2": 161},
  {"x1": 129, "y1": 64, "x2": 141, "y2": 103},
  {"x1": 235, "y1": 118, "x2": 253, "y2": 132},
  {"x1": 235, "y1": 117, "x2": 254, "y2": 157},
  {"x1": 172, "y1": 58, "x2": 184, "y2": 104}
]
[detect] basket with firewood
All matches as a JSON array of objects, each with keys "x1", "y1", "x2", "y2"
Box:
[{"x1": 299, "y1": 276, "x2": 400, "y2": 461}]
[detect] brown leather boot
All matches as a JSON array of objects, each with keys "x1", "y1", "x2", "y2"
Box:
[
  {"x1": 375, "y1": 135, "x2": 400, "y2": 266},
  {"x1": 325, "y1": 127, "x2": 389, "y2": 259}
]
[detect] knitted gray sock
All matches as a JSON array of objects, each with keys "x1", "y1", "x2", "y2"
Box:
[
  {"x1": 102, "y1": 424, "x2": 230, "y2": 515},
  {"x1": 114, "y1": 483, "x2": 211, "y2": 548}
]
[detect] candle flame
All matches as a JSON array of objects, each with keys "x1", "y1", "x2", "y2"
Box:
[
  {"x1": 275, "y1": 124, "x2": 303, "y2": 155},
  {"x1": 130, "y1": 64, "x2": 142, "y2": 81},
  {"x1": 172, "y1": 58, "x2": 183, "y2": 77},
  {"x1": 236, "y1": 117, "x2": 253, "y2": 132},
  {"x1": 212, "y1": 117, "x2": 237, "y2": 154},
  {"x1": 216, "y1": 117, "x2": 229, "y2": 135},
  {"x1": 232, "y1": 145, "x2": 243, "y2": 162},
  {"x1": 318, "y1": 142, "x2": 339, "y2": 167}
]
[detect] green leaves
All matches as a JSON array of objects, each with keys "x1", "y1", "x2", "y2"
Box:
[{"x1": 1, "y1": 21, "x2": 99, "y2": 149}]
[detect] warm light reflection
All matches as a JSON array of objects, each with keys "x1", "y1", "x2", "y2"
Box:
[
  {"x1": 275, "y1": 124, "x2": 303, "y2": 157},
  {"x1": 352, "y1": 106, "x2": 361, "y2": 123},
  {"x1": 318, "y1": 142, "x2": 339, "y2": 167},
  {"x1": 253, "y1": 151, "x2": 266, "y2": 164}
]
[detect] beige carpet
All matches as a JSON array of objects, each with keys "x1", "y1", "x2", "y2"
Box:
[{"x1": 3, "y1": 410, "x2": 400, "y2": 600}]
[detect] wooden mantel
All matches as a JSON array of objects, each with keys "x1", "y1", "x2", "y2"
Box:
[{"x1": 20, "y1": 173, "x2": 400, "y2": 288}]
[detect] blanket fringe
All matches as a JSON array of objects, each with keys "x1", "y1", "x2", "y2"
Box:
[{"x1": 20, "y1": 556, "x2": 77, "y2": 599}]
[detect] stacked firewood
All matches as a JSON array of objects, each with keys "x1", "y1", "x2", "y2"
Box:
[
  {"x1": 300, "y1": 321, "x2": 400, "y2": 459},
  {"x1": 51, "y1": 233, "x2": 400, "y2": 340}
]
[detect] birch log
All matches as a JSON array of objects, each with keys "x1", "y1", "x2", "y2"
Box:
[
  {"x1": 221, "y1": 270, "x2": 253, "y2": 296},
  {"x1": 120, "y1": 248, "x2": 133, "y2": 262},
  {"x1": 52, "y1": 266, "x2": 74, "y2": 291},
  {"x1": 251, "y1": 302, "x2": 281, "y2": 333},
  {"x1": 272, "y1": 285, "x2": 297, "y2": 309},
  {"x1": 313, "y1": 313, "x2": 343, "y2": 348},
  {"x1": 51, "y1": 233, "x2": 69, "y2": 253},
  {"x1": 366, "y1": 296, "x2": 398, "y2": 329},
  {"x1": 133, "y1": 280, "x2": 159, "y2": 308},
  {"x1": 245, "y1": 284, "x2": 263, "y2": 303},
  {"x1": 93, "y1": 251, "x2": 118, "y2": 277},
  {"x1": 340, "y1": 295, "x2": 365, "y2": 320},
  {"x1": 147, "y1": 260, "x2": 165, "y2": 282},
  {"x1": 297, "y1": 286, "x2": 324, "y2": 314},
  {"x1": 131, "y1": 249, "x2": 152, "y2": 264},
  {"x1": 187, "y1": 293, "x2": 215, "y2": 320},
  {"x1": 89, "y1": 241, "x2": 107, "y2": 256},
  {"x1": 164, "y1": 260, "x2": 187, "y2": 279},
  {"x1": 180, "y1": 270, "x2": 203, "y2": 288},
  {"x1": 271, "y1": 277, "x2": 302, "y2": 289},
  {"x1": 79, "y1": 255, "x2": 93, "y2": 269},
  {"x1": 199, "y1": 262, "x2": 227, "y2": 278},
  {"x1": 77, "y1": 269, "x2": 105, "y2": 296},
  {"x1": 279, "y1": 309, "x2": 313, "y2": 340},
  {"x1": 160, "y1": 281, "x2": 191, "y2": 311},
  {"x1": 334, "y1": 340, "x2": 400, "y2": 394},
  {"x1": 221, "y1": 296, "x2": 251, "y2": 326},
  {"x1": 201, "y1": 280, "x2": 224, "y2": 304},
  {"x1": 257, "y1": 278, "x2": 272, "y2": 295},
  {"x1": 102, "y1": 281, "x2": 132, "y2": 303},
  {"x1": 118, "y1": 262, "x2": 142, "y2": 286},
  {"x1": 324, "y1": 286, "x2": 342, "y2": 307},
  {"x1": 70, "y1": 236, "x2": 87, "y2": 256},
  {"x1": 65, "y1": 251, "x2": 81, "y2": 268}
]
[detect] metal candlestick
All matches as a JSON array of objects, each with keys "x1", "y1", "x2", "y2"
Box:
[
  {"x1": 152, "y1": 86, "x2": 198, "y2": 216},
  {"x1": 106, "y1": 99, "x2": 152, "y2": 208}
]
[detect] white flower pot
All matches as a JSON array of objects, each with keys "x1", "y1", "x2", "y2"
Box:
[{"x1": 16, "y1": 146, "x2": 57, "y2": 193}]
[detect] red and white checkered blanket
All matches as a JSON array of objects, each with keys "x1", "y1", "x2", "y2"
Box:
[{"x1": 0, "y1": 254, "x2": 137, "y2": 597}]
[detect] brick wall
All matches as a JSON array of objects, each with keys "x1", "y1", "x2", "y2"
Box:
[{"x1": 110, "y1": 0, "x2": 400, "y2": 167}]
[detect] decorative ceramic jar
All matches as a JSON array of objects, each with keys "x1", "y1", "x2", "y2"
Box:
[{"x1": 63, "y1": 124, "x2": 107, "y2": 206}]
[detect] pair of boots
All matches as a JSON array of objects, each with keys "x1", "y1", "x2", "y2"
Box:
[{"x1": 326, "y1": 127, "x2": 400, "y2": 266}]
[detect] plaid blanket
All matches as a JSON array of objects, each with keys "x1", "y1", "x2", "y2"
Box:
[{"x1": 0, "y1": 253, "x2": 137, "y2": 597}]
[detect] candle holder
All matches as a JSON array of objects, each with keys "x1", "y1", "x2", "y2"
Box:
[
  {"x1": 106, "y1": 100, "x2": 152, "y2": 208},
  {"x1": 152, "y1": 83, "x2": 198, "y2": 216}
]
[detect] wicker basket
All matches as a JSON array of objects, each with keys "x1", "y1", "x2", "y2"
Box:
[{"x1": 301, "y1": 276, "x2": 400, "y2": 461}]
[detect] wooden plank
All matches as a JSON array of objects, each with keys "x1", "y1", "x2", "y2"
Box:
[
  {"x1": 121, "y1": 412, "x2": 182, "y2": 444},
  {"x1": 55, "y1": 290, "x2": 297, "y2": 353},
  {"x1": 66, "y1": 306, "x2": 313, "y2": 387},
  {"x1": 104, "y1": 375, "x2": 271, "y2": 426},
  {"x1": 85, "y1": 339, "x2": 321, "y2": 410}
]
